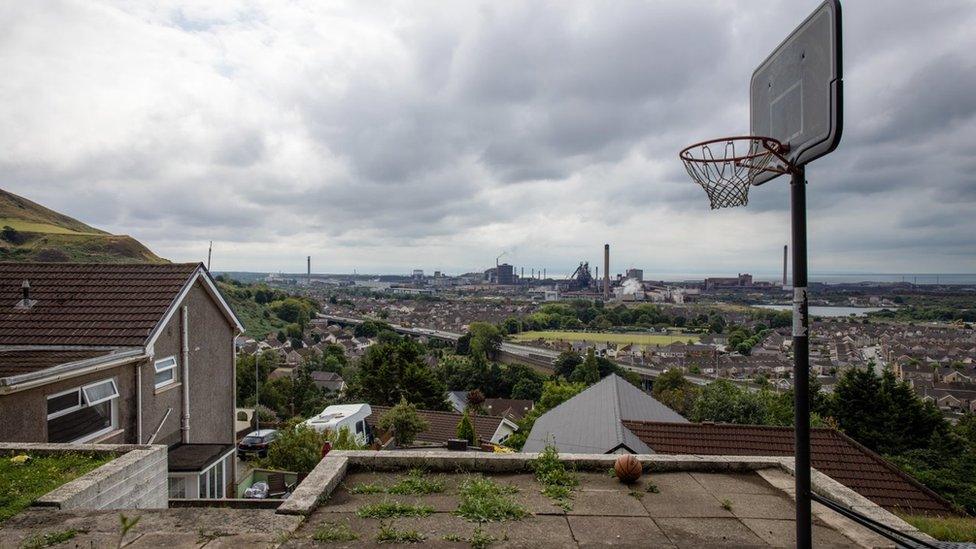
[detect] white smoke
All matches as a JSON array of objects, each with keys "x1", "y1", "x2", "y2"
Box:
[{"x1": 621, "y1": 278, "x2": 642, "y2": 295}]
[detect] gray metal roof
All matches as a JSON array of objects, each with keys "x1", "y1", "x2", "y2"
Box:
[{"x1": 522, "y1": 373, "x2": 688, "y2": 454}]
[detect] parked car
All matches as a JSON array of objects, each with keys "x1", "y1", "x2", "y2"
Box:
[{"x1": 238, "y1": 429, "x2": 279, "y2": 458}]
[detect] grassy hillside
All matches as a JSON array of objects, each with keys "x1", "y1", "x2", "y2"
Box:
[
  {"x1": 0, "y1": 188, "x2": 166, "y2": 263},
  {"x1": 217, "y1": 281, "x2": 285, "y2": 340}
]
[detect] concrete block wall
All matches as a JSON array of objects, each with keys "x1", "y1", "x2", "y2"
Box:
[{"x1": 0, "y1": 443, "x2": 168, "y2": 511}]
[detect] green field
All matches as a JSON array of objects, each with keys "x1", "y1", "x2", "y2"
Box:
[
  {"x1": 0, "y1": 218, "x2": 98, "y2": 235},
  {"x1": 512, "y1": 330, "x2": 699, "y2": 346}
]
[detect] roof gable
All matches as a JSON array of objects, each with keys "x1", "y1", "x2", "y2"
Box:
[
  {"x1": 522, "y1": 374, "x2": 687, "y2": 454},
  {"x1": 0, "y1": 262, "x2": 242, "y2": 348}
]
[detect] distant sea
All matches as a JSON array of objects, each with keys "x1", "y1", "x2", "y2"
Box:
[{"x1": 637, "y1": 273, "x2": 976, "y2": 285}]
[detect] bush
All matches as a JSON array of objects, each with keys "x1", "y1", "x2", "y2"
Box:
[
  {"x1": 457, "y1": 409, "x2": 477, "y2": 445},
  {"x1": 261, "y1": 420, "x2": 363, "y2": 473},
  {"x1": 378, "y1": 398, "x2": 429, "y2": 446}
]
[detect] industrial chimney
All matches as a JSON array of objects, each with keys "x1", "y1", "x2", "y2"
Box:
[
  {"x1": 603, "y1": 244, "x2": 610, "y2": 300},
  {"x1": 307, "y1": 256, "x2": 311, "y2": 286}
]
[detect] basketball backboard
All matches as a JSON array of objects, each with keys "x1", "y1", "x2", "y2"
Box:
[{"x1": 750, "y1": 0, "x2": 842, "y2": 185}]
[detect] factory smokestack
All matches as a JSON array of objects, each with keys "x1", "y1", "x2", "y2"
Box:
[
  {"x1": 603, "y1": 244, "x2": 610, "y2": 300},
  {"x1": 307, "y1": 256, "x2": 311, "y2": 286},
  {"x1": 783, "y1": 245, "x2": 788, "y2": 287}
]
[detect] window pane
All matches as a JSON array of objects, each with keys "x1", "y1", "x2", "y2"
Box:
[
  {"x1": 168, "y1": 477, "x2": 186, "y2": 499},
  {"x1": 210, "y1": 466, "x2": 218, "y2": 498},
  {"x1": 82, "y1": 379, "x2": 118, "y2": 405},
  {"x1": 154, "y1": 357, "x2": 177, "y2": 373},
  {"x1": 47, "y1": 391, "x2": 80, "y2": 416},
  {"x1": 199, "y1": 472, "x2": 208, "y2": 499},
  {"x1": 47, "y1": 400, "x2": 112, "y2": 443},
  {"x1": 154, "y1": 368, "x2": 174, "y2": 386},
  {"x1": 215, "y1": 462, "x2": 224, "y2": 499}
]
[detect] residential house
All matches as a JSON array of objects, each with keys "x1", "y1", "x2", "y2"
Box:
[
  {"x1": 522, "y1": 374, "x2": 687, "y2": 454},
  {"x1": 621, "y1": 420, "x2": 956, "y2": 516},
  {"x1": 0, "y1": 263, "x2": 243, "y2": 500},
  {"x1": 366, "y1": 405, "x2": 517, "y2": 446},
  {"x1": 310, "y1": 371, "x2": 346, "y2": 394}
]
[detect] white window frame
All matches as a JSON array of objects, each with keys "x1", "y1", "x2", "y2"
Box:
[
  {"x1": 153, "y1": 356, "x2": 178, "y2": 389},
  {"x1": 197, "y1": 450, "x2": 234, "y2": 499},
  {"x1": 46, "y1": 377, "x2": 119, "y2": 443}
]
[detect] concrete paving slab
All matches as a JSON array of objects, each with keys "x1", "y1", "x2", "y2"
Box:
[
  {"x1": 690, "y1": 471, "x2": 782, "y2": 497},
  {"x1": 741, "y1": 517, "x2": 859, "y2": 548},
  {"x1": 124, "y1": 532, "x2": 202, "y2": 548},
  {"x1": 569, "y1": 515, "x2": 676, "y2": 547},
  {"x1": 654, "y1": 517, "x2": 768, "y2": 548},
  {"x1": 726, "y1": 493, "x2": 797, "y2": 520},
  {"x1": 640, "y1": 487, "x2": 734, "y2": 519},
  {"x1": 566, "y1": 490, "x2": 649, "y2": 517},
  {"x1": 644, "y1": 472, "x2": 710, "y2": 495}
]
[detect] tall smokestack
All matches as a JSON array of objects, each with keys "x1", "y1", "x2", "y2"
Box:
[
  {"x1": 307, "y1": 256, "x2": 311, "y2": 286},
  {"x1": 783, "y1": 245, "x2": 788, "y2": 287},
  {"x1": 603, "y1": 244, "x2": 610, "y2": 300},
  {"x1": 543, "y1": 268, "x2": 546, "y2": 280}
]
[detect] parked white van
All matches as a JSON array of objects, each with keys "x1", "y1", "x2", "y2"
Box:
[{"x1": 303, "y1": 403, "x2": 373, "y2": 445}]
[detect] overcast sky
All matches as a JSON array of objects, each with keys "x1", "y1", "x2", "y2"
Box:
[{"x1": 2, "y1": 1, "x2": 974, "y2": 276}]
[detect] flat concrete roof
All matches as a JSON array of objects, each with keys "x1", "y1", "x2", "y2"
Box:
[{"x1": 280, "y1": 469, "x2": 862, "y2": 547}]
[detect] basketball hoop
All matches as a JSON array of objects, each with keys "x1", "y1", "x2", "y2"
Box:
[{"x1": 679, "y1": 136, "x2": 793, "y2": 209}]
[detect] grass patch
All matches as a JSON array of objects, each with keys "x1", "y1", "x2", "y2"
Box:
[
  {"x1": 357, "y1": 501, "x2": 434, "y2": 519},
  {"x1": 0, "y1": 452, "x2": 113, "y2": 524},
  {"x1": 20, "y1": 529, "x2": 78, "y2": 549},
  {"x1": 628, "y1": 490, "x2": 644, "y2": 500},
  {"x1": 645, "y1": 481, "x2": 659, "y2": 493},
  {"x1": 388, "y1": 469, "x2": 445, "y2": 495},
  {"x1": 376, "y1": 522, "x2": 425, "y2": 543},
  {"x1": 900, "y1": 515, "x2": 976, "y2": 542},
  {"x1": 347, "y1": 482, "x2": 385, "y2": 494},
  {"x1": 456, "y1": 476, "x2": 527, "y2": 522},
  {"x1": 512, "y1": 330, "x2": 699, "y2": 346},
  {"x1": 721, "y1": 498, "x2": 733, "y2": 511},
  {"x1": 531, "y1": 445, "x2": 579, "y2": 509},
  {"x1": 312, "y1": 521, "x2": 359, "y2": 542},
  {"x1": 443, "y1": 527, "x2": 499, "y2": 548}
]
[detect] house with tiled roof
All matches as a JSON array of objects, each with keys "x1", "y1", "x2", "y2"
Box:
[
  {"x1": 620, "y1": 420, "x2": 957, "y2": 516},
  {"x1": 0, "y1": 262, "x2": 244, "y2": 500},
  {"x1": 366, "y1": 405, "x2": 517, "y2": 446}
]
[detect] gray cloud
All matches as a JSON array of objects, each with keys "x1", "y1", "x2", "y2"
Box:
[{"x1": 0, "y1": 0, "x2": 973, "y2": 275}]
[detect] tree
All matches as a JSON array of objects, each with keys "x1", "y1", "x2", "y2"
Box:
[
  {"x1": 829, "y1": 368, "x2": 947, "y2": 456},
  {"x1": 456, "y1": 409, "x2": 477, "y2": 445},
  {"x1": 553, "y1": 351, "x2": 583, "y2": 379},
  {"x1": 502, "y1": 317, "x2": 522, "y2": 335},
  {"x1": 355, "y1": 320, "x2": 391, "y2": 338},
  {"x1": 570, "y1": 349, "x2": 600, "y2": 384},
  {"x1": 651, "y1": 369, "x2": 700, "y2": 416},
  {"x1": 468, "y1": 322, "x2": 503, "y2": 360},
  {"x1": 350, "y1": 336, "x2": 448, "y2": 410},
  {"x1": 262, "y1": 420, "x2": 363, "y2": 473},
  {"x1": 378, "y1": 398, "x2": 430, "y2": 446},
  {"x1": 466, "y1": 389, "x2": 486, "y2": 413}
]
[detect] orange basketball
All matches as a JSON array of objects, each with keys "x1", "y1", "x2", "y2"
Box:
[{"x1": 614, "y1": 454, "x2": 642, "y2": 483}]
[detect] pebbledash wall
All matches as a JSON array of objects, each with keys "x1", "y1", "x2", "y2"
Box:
[
  {"x1": 0, "y1": 279, "x2": 236, "y2": 449},
  {"x1": 0, "y1": 443, "x2": 168, "y2": 511}
]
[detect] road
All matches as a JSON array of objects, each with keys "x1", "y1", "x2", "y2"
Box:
[{"x1": 317, "y1": 313, "x2": 757, "y2": 389}]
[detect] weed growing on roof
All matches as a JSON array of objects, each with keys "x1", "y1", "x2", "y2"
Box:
[
  {"x1": 531, "y1": 444, "x2": 579, "y2": 508},
  {"x1": 20, "y1": 529, "x2": 78, "y2": 549},
  {"x1": 606, "y1": 467, "x2": 616, "y2": 477},
  {"x1": 357, "y1": 501, "x2": 434, "y2": 519},
  {"x1": 312, "y1": 521, "x2": 359, "y2": 542},
  {"x1": 348, "y1": 482, "x2": 385, "y2": 494},
  {"x1": 0, "y1": 452, "x2": 113, "y2": 524},
  {"x1": 645, "y1": 481, "x2": 659, "y2": 494},
  {"x1": 456, "y1": 476, "x2": 527, "y2": 522},
  {"x1": 443, "y1": 527, "x2": 500, "y2": 548},
  {"x1": 628, "y1": 490, "x2": 644, "y2": 500},
  {"x1": 901, "y1": 514, "x2": 976, "y2": 542},
  {"x1": 388, "y1": 469, "x2": 445, "y2": 495},
  {"x1": 197, "y1": 528, "x2": 231, "y2": 543},
  {"x1": 376, "y1": 522, "x2": 426, "y2": 543},
  {"x1": 721, "y1": 498, "x2": 733, "y2": 511}
]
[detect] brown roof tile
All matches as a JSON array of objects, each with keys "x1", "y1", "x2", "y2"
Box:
[
  {"x1": 0, "y1": 262, "x2": 201, "y2": 347},
  {"x1": 622, "y1": 420, "x2": 956, "y2": 516},
  {"x1": 0, "y1": 349, "x2": 117, "y2": 378},
  {"x1": 368, "y1": 405, "x2": 505, "y2": 445}
]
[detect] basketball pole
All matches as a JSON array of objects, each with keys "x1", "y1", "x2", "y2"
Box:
[{"x1": 790, "y1": 163, "x2": 812, "y2": 549}]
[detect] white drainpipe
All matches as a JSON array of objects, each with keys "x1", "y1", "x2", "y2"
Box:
[
  {"x1": 136, "y1": 364, "x2": 143, "y2": 444},
  {"x1": 181, "y1": 306, "x2": 190, "y2": 443}
]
